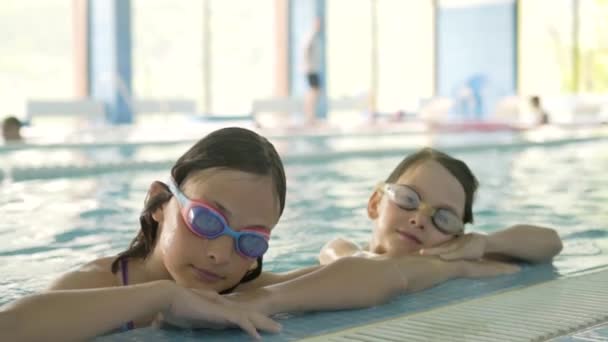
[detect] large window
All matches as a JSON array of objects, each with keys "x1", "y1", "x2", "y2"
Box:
[
  {"x1": 134, "y1": 0, "x2": 275, "y2": 115},
  {"x1": 0, "y1": 1, "x2": 73, "y2": 117},
  {"x1": 326, "y1": 0, "x2": 372, "y2": 102},
  {"x1": 209, "y1": 0, "x2": 275, "y2": 114},
  {"x1": 520, "y1": 0, "x2": 608, "y2": 97},
  {"x1": 519, "y1": 0, "x2": 575, "y2": 95},
  {"x1": 327, "y1": 0, "x2": 434, "y2": 116},
  {"x1": 132, "y1": 0, "x2": 204, "y2": 111},
  {"x1": 376, "y1": 0, "x2": 434, "y2": 113},
  {"x1": 578, "y1": 0, "x2": 608, "y2": 93}
]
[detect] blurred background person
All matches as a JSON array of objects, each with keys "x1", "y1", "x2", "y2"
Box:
[
  {"x1": 303, "y1": 17, "x2": 323, "y2": 126},
  {"x1": 2, "y1": 116, "x2": 23, "y2": 143},
  {"x1": 530, "y1": 96, "x2": 549, "y2": 125}
]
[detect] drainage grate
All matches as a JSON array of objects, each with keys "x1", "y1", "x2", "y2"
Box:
[{"x1": 300, "y1": 269, "x2": 608, "y2": 342}]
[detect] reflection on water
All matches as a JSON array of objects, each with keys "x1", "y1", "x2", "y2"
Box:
[{"x1": 1, "y1": 141, "x2": 608, "y2": 305}]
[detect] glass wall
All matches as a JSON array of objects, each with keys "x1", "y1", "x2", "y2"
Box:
[
  {"x1": 132, "y1": 0, "x2": 204, "y2": 111},
  {"x1": 4, "y1": 0, "x2": 606, "y2": 124},
  {"x1": 0, "y1": 1, "x2": 73, "y2": 117},
  {"x1": 376, "y1": 0, "x2": 434, "y2": 113},
  {"x1": 133, "y1": 0, "x2": 275, "y2": 115},
  {"x1": 326, "y1": 0, "x2": 372, "y2": 102},
  {"x1": 327, "y1": 0, "x2": 434, "y2": 116},
  {"x1": 577, "y1": 0, "x2": 608, "y2": 93},
  {"x1": 519, "y1": 0, "x2": 607, "y2": 123},
  {"x1": 209, "y1": 0, "x2": 275, "y2": 114},
  {"x1": 519, "y1": 0, "x2": 575, "y2": 95}
]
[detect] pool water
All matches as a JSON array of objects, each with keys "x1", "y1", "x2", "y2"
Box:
[{"x1": 1, "y1": 139, "x2": 608, "y2": 315}]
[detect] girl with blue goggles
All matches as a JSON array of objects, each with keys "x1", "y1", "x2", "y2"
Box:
[{"x1": 167, "y1": 178, "x2": 270, "y2": 259}]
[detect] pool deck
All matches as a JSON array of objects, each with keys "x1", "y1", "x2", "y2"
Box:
[{"x1": 98, "y1": 265, "x2": 608, "y2": 341}]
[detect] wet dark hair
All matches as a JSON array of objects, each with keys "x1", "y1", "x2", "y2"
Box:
[
  {"x1": 2, "y1": 116, "x2": 22, "y2": 140},
  {"x1": 385, "y1": 147, "x2": 478, "y2": 224},
  {"x1": 530, "y1": 95, "x2": 541, "y2": 107},
  {"x1": 2, "y1": 116, "x2": 21, "y2": 128},
  {"x1": 111, "y1": 127, "x2": 286, "y2": 292}
]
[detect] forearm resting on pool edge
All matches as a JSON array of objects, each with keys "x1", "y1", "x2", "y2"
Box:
[
  {"x1": 258, "y1": 256, "x2": 463, "y2": 314},
  {"x1": 0, "y1": 280, "x2": 173, "y2": 342}
]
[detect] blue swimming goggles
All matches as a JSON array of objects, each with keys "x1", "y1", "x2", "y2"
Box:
[
  {"x1": 167, "y1": 179, "x2": 270, "y2": 259},
  {"x1": 377, "y1": 182, "x2": 465, "y2": 235}
]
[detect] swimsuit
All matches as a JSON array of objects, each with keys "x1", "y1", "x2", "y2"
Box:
[{"x1": 119, "y1": 258, "x2": 136, "y2": 332}]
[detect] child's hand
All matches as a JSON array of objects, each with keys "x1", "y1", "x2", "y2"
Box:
[
  {"x1": 420, "y1": 233, "x2": 488, "y2": 261},
  {"x1": 159, "y1": 285, "x2": 281, "y2": 339},
  {"x1": 224, "y1": 288, "x2": 273, "y2": 316}
]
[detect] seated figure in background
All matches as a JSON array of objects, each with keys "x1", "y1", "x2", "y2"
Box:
[
  {"x1": 2, "y1": 116, "x2": 23, "y2": 143},
  {"x1": 530, "y1": 96, "x2": 549, "y2": 125}
]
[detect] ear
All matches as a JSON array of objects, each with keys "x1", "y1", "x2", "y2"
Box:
[
  {"x1": 367, "y1": 190, "x2": 382, "y2": 219},
  {"x1": 151, "y1": 207, "x2": 164, "y2": 224},
  {"x1": 147, "y1": 181, "x2": 168, "y2": 223},
  {"x1": 247, "y1": 259, "x2": 258, "y2": 271}
]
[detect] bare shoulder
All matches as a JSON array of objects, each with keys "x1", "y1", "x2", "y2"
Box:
[
  {"x1": 323, "y1": 237, "x2": 362, "y2": 250},
  {"x1": 48, "y1": 256, "x2": 121, "y2": 290}
]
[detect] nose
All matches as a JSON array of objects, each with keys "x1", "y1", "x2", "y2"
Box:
[
  {"x1": 409, "y1": 211, "x2": 430, "y2": 230},
  {"x1": 205, "y1": 235, "x2": 235, "y2": 264}
]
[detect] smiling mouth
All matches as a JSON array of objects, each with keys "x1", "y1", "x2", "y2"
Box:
[
  {"x1": 191, "y1": 265, "x2": 225, "y2": 283},
  {"x1": 397, "y1": 231, "x2": 422, "y2": 245}
]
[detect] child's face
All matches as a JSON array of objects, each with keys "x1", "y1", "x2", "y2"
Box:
[
  {"x1": 159, "y1": 168, "x2": 281, "y2": 292},
  {"x1": 368, "y1": 160, "x2": 466, "y2": 256}
]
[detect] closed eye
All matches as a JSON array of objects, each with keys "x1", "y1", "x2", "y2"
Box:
[
  {"x1": 395, "y1": 204, "x2": 416, "y2": 212},
  {"x1": 394, "y1": 196, "x2": 418, "y2": 210},
  {"x1": 434, "y1": 212, "x2": 451, "y2": 224}
]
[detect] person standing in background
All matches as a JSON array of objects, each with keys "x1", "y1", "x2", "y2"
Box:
[{"x1": 303, "y1": 18, "x2": 323, "y2": 126}]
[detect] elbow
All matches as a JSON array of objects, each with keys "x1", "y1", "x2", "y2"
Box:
[
  {"x1": 532, "y1": 227, "x2": 563, "y2": 263},
  {"x1": 513, "y1": 224, "x2": 564, "y2": 260},
  {"x1": 549, "y1": 229, "x2": 563, "y2": 258},
  {"x1": 537, "y1": 227, "x2": 563, "y2": 259}
]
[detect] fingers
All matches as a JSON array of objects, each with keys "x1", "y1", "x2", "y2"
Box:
[
  {"x1": 177, "y1": 287, "x2": 281, "y2": 339},
  {"x1": 491, "y1": 261, "x2": 521, "y2": 275},
  {"x1": 420, "y1": 236, "x2": 468, "y2": 256},
  {"x1": 484, "y1": 264, "x2": 520, "y2": 277},
  {"x1": 251, "y1": 313, "x2": 282, "y2": 334},
  {"x1": 421, "y1": 234, "x2": 485, "y2": 261},
  {"x1": 235, "y1": 316, "x2": 261, "y2": 340},
  {"x1": 420, "y1": 243, "x2": 459, "y2": 257},
  {"x1": 437, "y1": 251, "x2": 468, "y2": 261},
  {"x1": 420, "y1": 247, "x2": 443, "y2": 256},
  {"x1": 232, "y1": 312, "x2": 281, "y2": 340}
]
